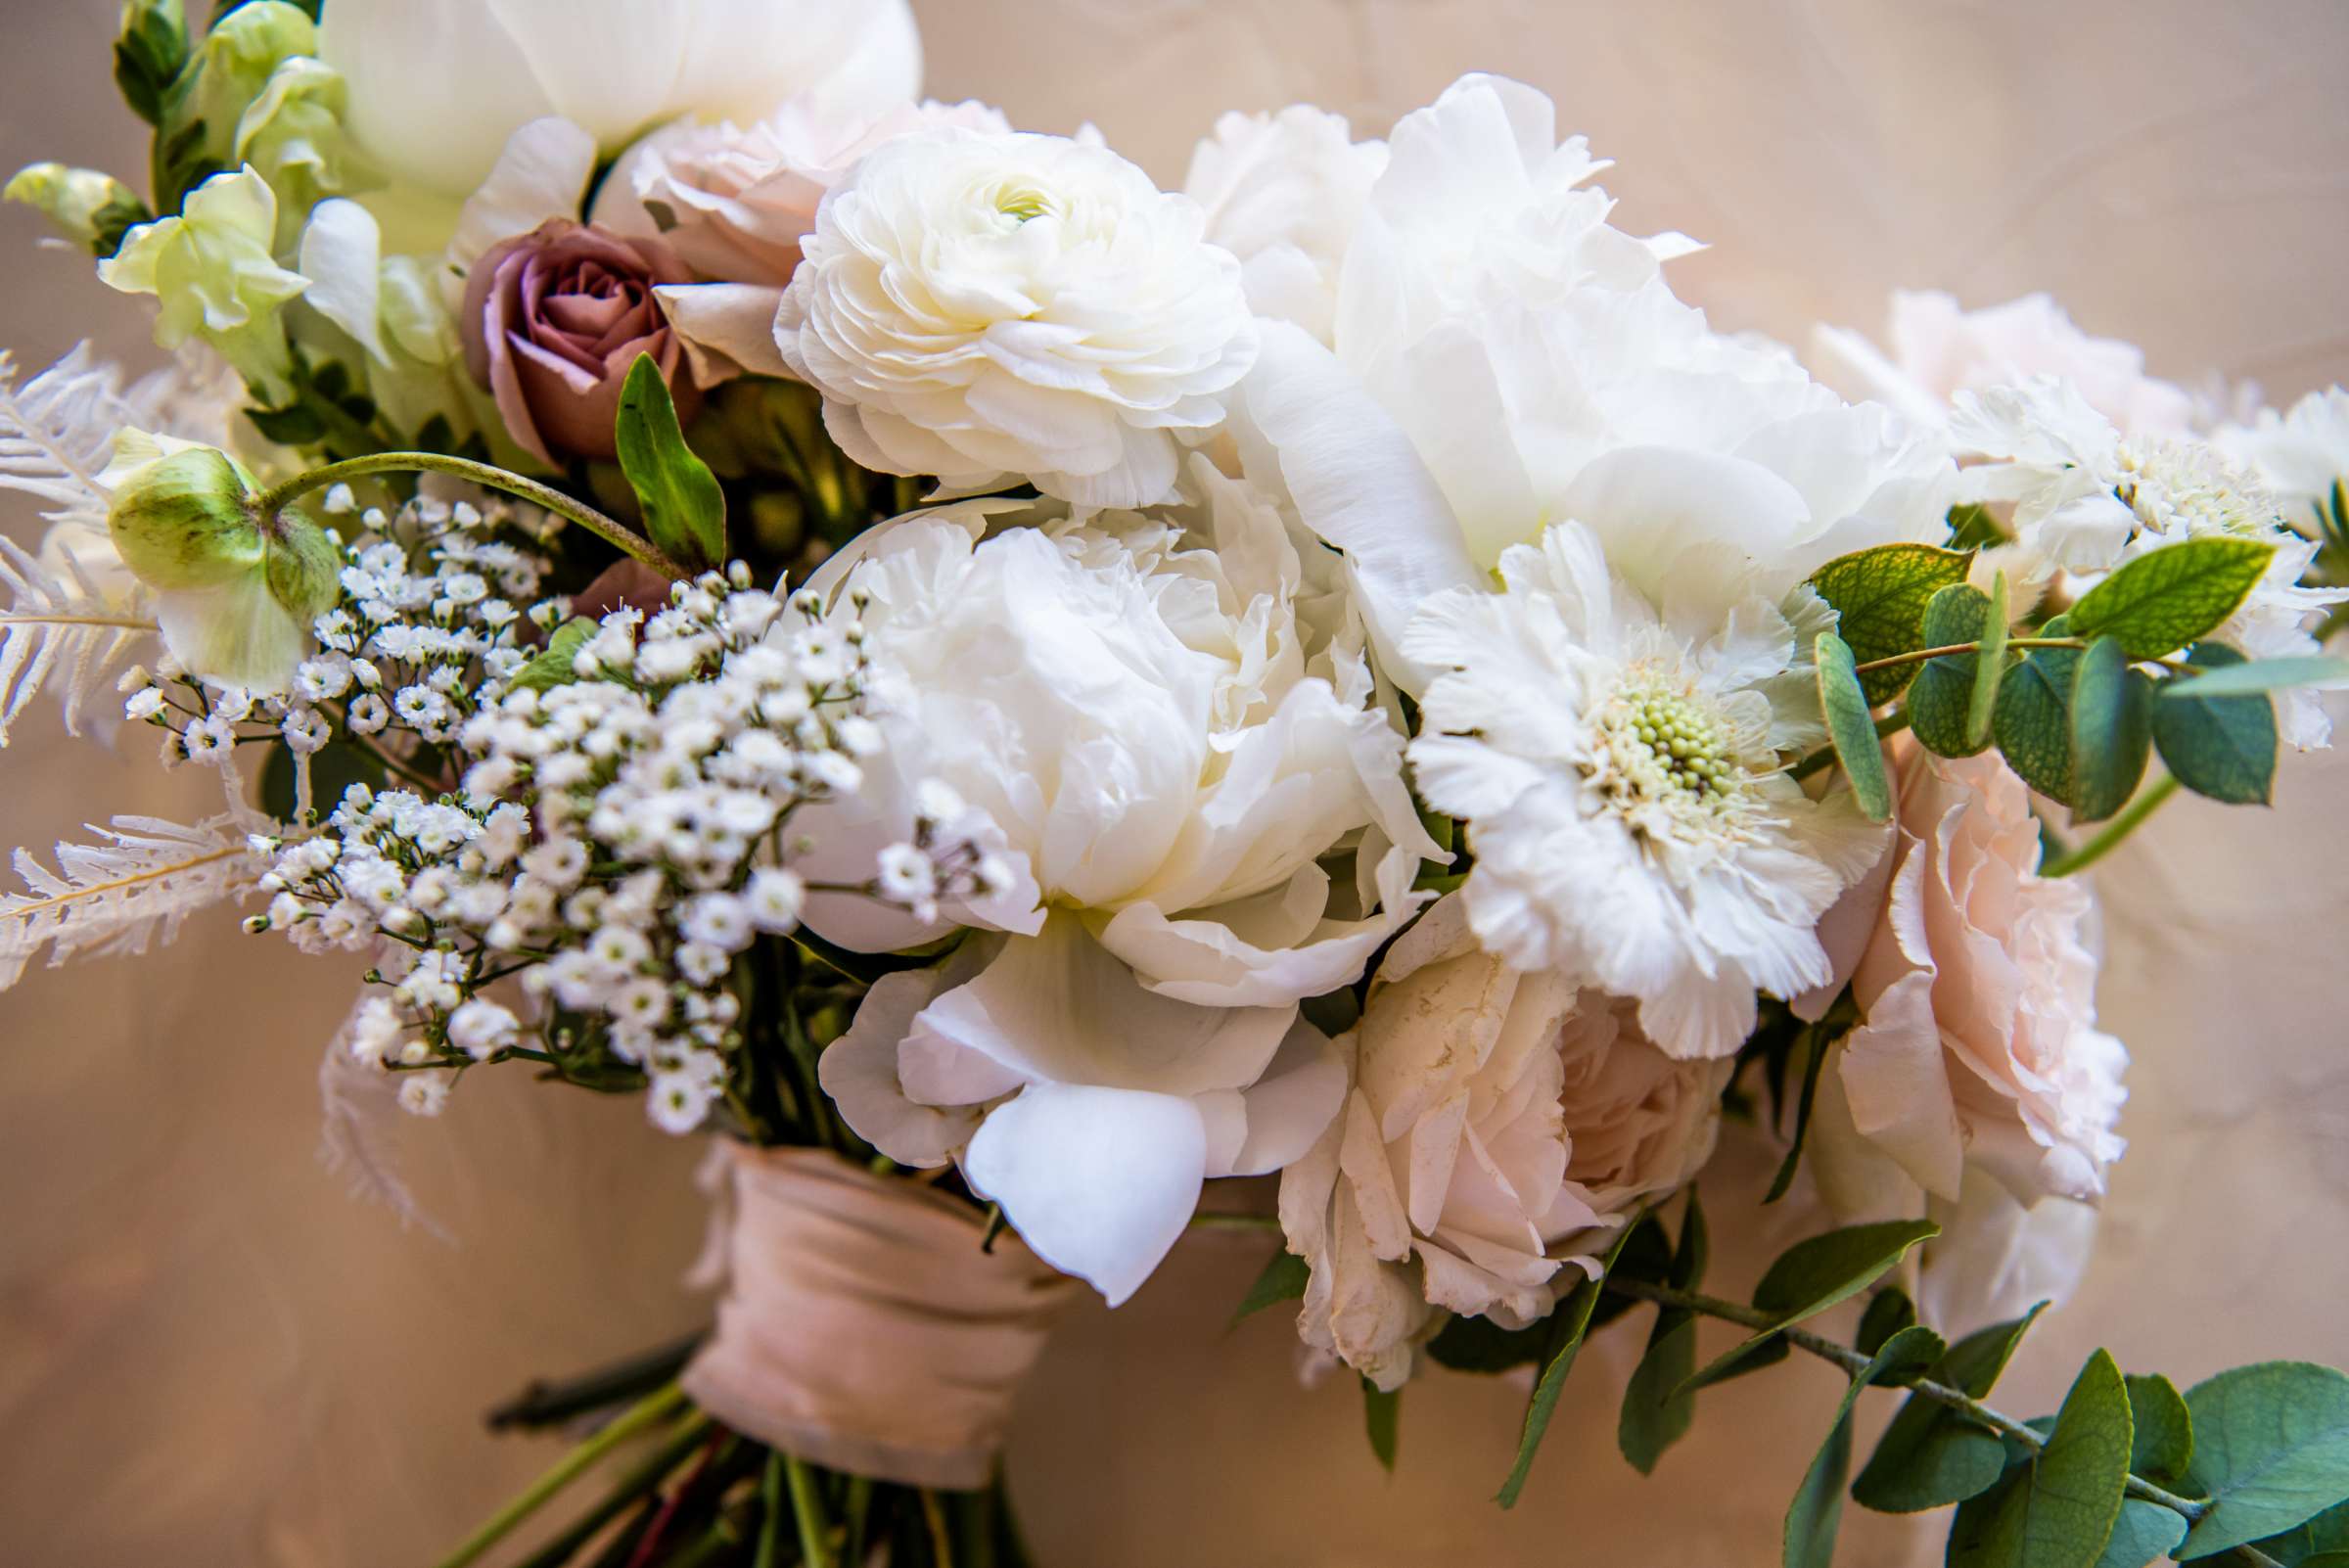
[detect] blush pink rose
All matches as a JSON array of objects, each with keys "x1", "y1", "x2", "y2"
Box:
[
  {"x1": 1830, "y1": 746, "x2": 2128, "y2": 1208},
  {"x1": 460, "y1": 218, "x2": 701, "y2": 466}
]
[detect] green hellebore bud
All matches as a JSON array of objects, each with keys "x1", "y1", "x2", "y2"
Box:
[
  {"x1": 104, "y1": 433, "x2": 339, "y2": 693},
  {"x1": 5, "y1": 163, "x2": 153, "y2": 256}
]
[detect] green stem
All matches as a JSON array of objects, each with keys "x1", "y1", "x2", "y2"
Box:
[
  {"x1": 431, "y1": 1380, "x2": 688, "y2": 1568},
  {"x1": 1601, "y1": 1277, "x2": 2211, "y2": 1522},
  {"x1": 2041, "y1": 774, "x2": 2182, "y2": 877},
  {"x1": 1853, "y1": 636, "x2": 2194, "y2": 679},
  {"x1": 756, "y1": 1452, "x2": 786, "y2": 1568},
  {"x1": 254, "y1": 452, "x2": 689, "y2": 580},
  {"x1": 785, "y1": 1454, "x2": 835, "y2": 1568}
]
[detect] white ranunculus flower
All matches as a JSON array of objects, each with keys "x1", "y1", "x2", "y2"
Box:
[
  {"x1": 1956, "y1": 376, "x2": 2348, "y2": 745},
  {"x1": 319, "y1": 0, "x2": 920, "y2": 198},
  {"x1": 1812, "y1": 290, "x2": 2201, "y2": 438},
  {"x1": 810, "y1": 468, "x2": 1440, "y2": 1305},
  {"x1": 774, "y1": 128, "x2": 1260, "y2": 509},
  {"x1": 1404, "y1": 521, "x2": 1888, "y2": 1060},
  {"x1": 1278, "y1": 895, "x2": 1729, "y2": 1389},
  {"x1": 1230, "y1": 74, "x2": 1954, "y2": 692},
  {"x1": 1183, "y1": 106, "x2": 1386, "y2": 346}
]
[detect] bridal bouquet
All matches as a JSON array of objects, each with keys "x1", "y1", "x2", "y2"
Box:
[{"x1": 9, "y1": 2, "x2": 2349, "y2": 1564}]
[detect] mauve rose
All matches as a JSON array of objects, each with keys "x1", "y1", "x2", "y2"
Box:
[{"x1": 460, "y1": 219, "x2": 700, "y2": 466}]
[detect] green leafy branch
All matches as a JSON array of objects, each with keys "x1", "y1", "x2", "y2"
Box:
[{"x1": 1797, "y1": 530, "x2": 2349, "y2": 861}]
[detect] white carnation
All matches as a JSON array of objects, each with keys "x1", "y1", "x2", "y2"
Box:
[{"x1": 775, "y1": 128, "x2": 1259, "y2": 509}]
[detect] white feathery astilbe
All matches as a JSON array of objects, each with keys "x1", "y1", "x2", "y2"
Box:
[
  {"x1": 0, "y1": 806, "x2": 267, "y2": 991},
  {"x1": 0, "y1": 531, "x2": 154, "y2": 744},
  {"x1": 0, "y1": 344, "x2": 179, "y2": 744}
]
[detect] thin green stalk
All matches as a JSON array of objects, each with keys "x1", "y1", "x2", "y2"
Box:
[
  {"x1": 510, "y1": 1416, "x2": 714, "y2": 1568},
  {"x1": 1853, "y1": 637, "x2": 2194, "y2": 679},
  {"x1": 1601, "y1": 1277, "x2": 2212, "y2": 1523},
  {"x1": 2041, "y1": 774, "x2": 2182, "y2": 877},
  {"x1": 254, "y1": 452, "x2": 689, "y2": 579},
  {"x1": 432, "y1": 1381, "x2": 689, "y2": 1568},
  {"x1": 786, "y1": 1454, "x2": 835, "y2": 1568},
  {"x1": 919, "y1": 1490, "x2": 955, "y2": 1568},
  {"x1": 755, "y1": 1452, "x2": 786, "y2": 1568}
]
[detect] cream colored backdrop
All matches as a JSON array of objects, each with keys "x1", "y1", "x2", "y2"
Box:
[{"x1": 2, "y1": 3, "x2": 2344, "y2": 1564}]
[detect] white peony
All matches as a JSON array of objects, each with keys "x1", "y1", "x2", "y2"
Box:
[
  {"x1": 1230, "y1": 74, "x2": 1954, "y2": 693},
  {"x1": 1956, "y1": 376, "x2": 2347, "y2": 745},
  {"x1": 810, "y1": 468, "x2": 1441, "y2": 1305},
  {"x1": 1278, "y1": 895, "x2": 1729, "y2": 1389},
  {"x1": 1404, "y1": 522, "x2": 1888, "y2": 1060},
  {"x1": 1812, "y1": 290, "x2": 2200, "y2": 438},
  {"x1": 774, "y1": 128, "x2": 1260, "y2": 509},
  {"x1": 1182, "y1": 106, "x2": 1386, "y2": 346},
  {"x1": 319, "y1": 0, "x2": 920, "y2": 198}
]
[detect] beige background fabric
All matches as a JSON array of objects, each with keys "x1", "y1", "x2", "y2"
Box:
[{"x1": 1, "y1": 2, "x2": 2344, "y2": 1563}]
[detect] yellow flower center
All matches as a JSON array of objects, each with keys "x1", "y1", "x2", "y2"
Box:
[{"x1": 1596, "y1": 682, "x2": 1740, "y2": 806}]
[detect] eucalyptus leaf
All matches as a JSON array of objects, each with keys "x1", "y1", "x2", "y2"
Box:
[
  {"x1": 1945, "y1": 1349, "x2": 2133, "y2": 1568},
  {"x1": 1496, "y1": 1221, "x2": 1643, "y2": 1507},
  {"x1": 1426, "y1": 1312, "x2": 1549, "y2": 1374},
  {"x1": 1857, "y1": 1290, "x2": 1917, "y2": 1360},
  {"x1": 1910, "y1": 582, "x2": 1995, "y2": 759},
  {"x1": 2159, "y1": 655, "x2": 2349, "y2": 701},
  {"x1": 2153, "y1": 643, "x2": 2277, "y2": 805},
  {"x1": 1970, "y1": 572, "x2": 2012, "y2": 748},
  {"x1": 2067, "y1": 636, "x2": 2155, "y2": 822},
  {"x1": 1996, "y1": 623, "x2": 2082, "y2": 804},
  {"x1": 2126, "y1": 1372, "x2": 2193, "y2": 1488},
  {"x1": 1620, "y1": 1314, "x2": 1700, "y2": 1476},
  {"x1": 1229, "y1": 1247, "x2": 1309, "y2": 1327},
  {"x1": 1807, "y1": 543, "x2": 1975, "y2": 704},
  {"x1": 2093, "y1": 1499, "x2": 2190, "y2": 1568},
  {"x1": 1362, "y1": 1379, "x2": 1400, "y2": 1473},
  {"x1": 1816, "y1": 631, "x2": 1893, "y2": 821},
  {"x1": 1785, "y1": 1326, "x2": 1948, "y2": 1568},
  {"x1": 2066, "y1": 536, "x2": 2275, "y2": 659},
  {"x1": 615, "y1": 352, "x2": 726, "y2": 571},
  {"x1": 2178, "y1": 1361, "x2": 2349, "y2": 1559},
  {"x1": 1854, "y1": 1303, "x2": 2050, "y2": 1513},
  {"x1": 1682, "y1": 1221, "x2": 1938, "y2": 1396},
  {"x1": 2245, "y1": 1497, "x2": 2349, "y2": 1565},
  {"x1": 1765, "y1": 1025, "x2": 1833, "y2": 1203}
]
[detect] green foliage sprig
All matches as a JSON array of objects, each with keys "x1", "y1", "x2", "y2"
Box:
[{"x1": 1798, "y1": 527, "x2": 2349, "y2": 857}]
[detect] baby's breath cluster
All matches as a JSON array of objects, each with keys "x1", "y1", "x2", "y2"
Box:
[
  {"x1": 120, "y1": 484, "x2": 555, "y2": 803},
  {"x1": 251, "y1": 538, "x2": 1005, "y2": 1134}
]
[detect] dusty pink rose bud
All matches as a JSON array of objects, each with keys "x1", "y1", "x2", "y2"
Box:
[{"x1": 460, "y1": 218, "x2": 701, "y2": 466}]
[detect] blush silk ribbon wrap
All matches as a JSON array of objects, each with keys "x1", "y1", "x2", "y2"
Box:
[{"x1": 680, "y1": 1144, "x2": 1079, "y2": 1490}]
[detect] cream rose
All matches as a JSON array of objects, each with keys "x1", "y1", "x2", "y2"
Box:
[
  {"x1": 1823, "y1": 747, "x2": 2128, "y2": 1209},
  {"x1": 1277, "y1": 896, "x2": 1728, "y2": 1389},
  {"x1": 596, "y1": 98, "x2": 1010, "y2": 289},
  {"x1": 774, "y1": 127, "x2": 1259, "y2": 508}
]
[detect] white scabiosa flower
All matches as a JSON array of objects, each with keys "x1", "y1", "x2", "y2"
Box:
[
  {"x1": 774, "y1": 127, "x2": 1259, "y2": 509},
  {"x1": 1405, "y1": 522, "x2": 1887, "y2": 1060}
]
